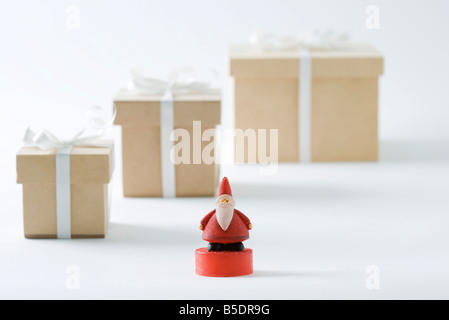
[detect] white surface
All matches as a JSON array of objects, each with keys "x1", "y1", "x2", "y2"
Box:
[
  {"x1": 1, "y1": 0, "x2": 449, "y2": 300},
  {"x1": 2, "y1": 142, "x2": 449, "y2": 299}
]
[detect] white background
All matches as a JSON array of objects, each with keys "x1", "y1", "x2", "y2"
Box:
[{"x1": 1, "y1": 0, "x2": 449, "y2": 300}]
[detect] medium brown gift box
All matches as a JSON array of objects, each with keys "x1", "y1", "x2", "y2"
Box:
[
  {"x1": 229, "y1": 43, "x2": 384, "y2": 162},
  {"x1": 16, "y1": 142, "x2": 114, "y2": 239},
  {"x1": 114, "y1": 90, "x2": 221, "y2": 197}
]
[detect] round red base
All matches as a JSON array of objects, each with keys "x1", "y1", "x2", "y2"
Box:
[{"x1": 195, "y1": 247, "x2": 253, "y2": 277}]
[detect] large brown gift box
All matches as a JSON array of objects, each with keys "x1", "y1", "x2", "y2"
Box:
[
  {"x1": 16, "y1": 142, "x2": 114, "y2": 239},
  {"x1": 114, "y1": 90, "x2": 221, "y2": 197},
  {"x1": 229, "y1": 43, "x2": 384, "y2": 162}
]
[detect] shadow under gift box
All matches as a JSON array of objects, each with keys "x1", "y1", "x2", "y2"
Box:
[
  {"x1": 229, "y1": 43, "x2": 384, "y2": 162},
  {"x1": 114, "y1": 90, "x2": 221, "y2": 197},
  {"x1": 16, "y1": 142, "x2": 114, "y2": 239}
]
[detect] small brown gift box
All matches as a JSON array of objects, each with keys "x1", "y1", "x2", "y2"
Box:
[
  {"x1": 114, "y1": 90, "x2": 221, "y2": 197},
  {"x1": 230, "y1": 43, "x2": 384, "y2": 162},
  {"x1": 16, "y1": 142, "x2": 114, "y2": 239}
]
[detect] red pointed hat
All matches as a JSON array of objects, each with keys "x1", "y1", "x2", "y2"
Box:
[{"x1": 218, "y1": 177, "x2": 233, "y2": 197}]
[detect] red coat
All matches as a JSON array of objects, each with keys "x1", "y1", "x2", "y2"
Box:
[{"x1": 201, "y1": 209, "x2": 251, "y2": 244}]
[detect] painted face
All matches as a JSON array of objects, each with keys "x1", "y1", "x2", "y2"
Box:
[
  {"x1": 215, "y1": 194, "x2": 235, "y2": 209},
  {"x1": 215, "y1": 194, "x2": 235, "y2": 231}
]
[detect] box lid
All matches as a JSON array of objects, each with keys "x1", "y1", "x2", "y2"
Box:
[
  {"x1": 229, "y1": 43, "x2": 383, "y2": 78},
  {"x1": 114, "y1": 89, "x2": 221, "y2": 127},
  {"x1": 17, "y1": 141, "x2": 114, "y2": 184}
]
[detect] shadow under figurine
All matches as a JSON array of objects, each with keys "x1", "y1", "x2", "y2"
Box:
[{"x1": 195, "y1": 177, "x2": 253, "y2": 277}]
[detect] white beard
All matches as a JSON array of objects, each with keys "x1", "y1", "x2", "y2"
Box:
[{"x1": 215, "y1": 206, "x2": 234, "y2": 231}]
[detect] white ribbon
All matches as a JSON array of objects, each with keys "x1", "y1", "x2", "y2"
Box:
[
  {"x1": 250, "y1": 30, "x2": 349, "y2": 162},
  {"x1": 23, "y1": 106, "x2": 116, "y2": 239},
  {"x1": 160, "y1": 91, "x2": 176, "y2": 198},
  {"x1": 250, "y1": 29, "x2": 349, "y2": 51},
  {"x1": 299, "y1": 48, "x2": 312, "y2": 163},
  {"x1": 128, "y1": 68, "x2": 220, "y2": 197}
]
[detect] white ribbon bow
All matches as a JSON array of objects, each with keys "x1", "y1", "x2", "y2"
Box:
[
  {"x1": 23, "y1": 106, "x2": 116, "y2": 150},
  {"x1": 128, "y1": 67, "x2": 220, "y2": 96},
  {"x1": 249, "y1": 29, "x2": 350, "y2": 50}
]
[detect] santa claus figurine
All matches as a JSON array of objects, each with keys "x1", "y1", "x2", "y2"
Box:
[{"x1": 199, "y1": 177, "x2": 253, "y2": 252}]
